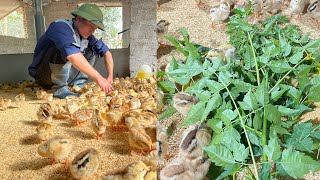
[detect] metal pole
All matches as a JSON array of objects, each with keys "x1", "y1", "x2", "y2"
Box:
[{"x1": 34, "y1": 0, "x2": 46, "y2": 41}]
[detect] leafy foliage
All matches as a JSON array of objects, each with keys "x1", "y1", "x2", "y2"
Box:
[{"x1": 158, "y1": 7, "x2": 320, "y2": 180}]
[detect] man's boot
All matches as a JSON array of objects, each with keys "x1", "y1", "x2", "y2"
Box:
[{"x1": 50, "y1": 62, "x2": 79, "y2": 99}]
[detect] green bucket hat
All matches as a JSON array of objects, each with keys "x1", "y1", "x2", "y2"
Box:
[{"x1": 71, "y1": 4, "x2": 105, "y2": 31}]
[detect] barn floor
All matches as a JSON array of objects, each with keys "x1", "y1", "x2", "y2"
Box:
[
  {"x1": 0, "y1": 86, "x2": 154, "y2": 179},
  {"x1": 157, "y1": 0, "x2": 320, "y2": 179}
]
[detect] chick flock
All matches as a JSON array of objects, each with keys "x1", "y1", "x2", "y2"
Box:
[
  {"x1": 0, "y1": 76, "x2": 165, "y2": 180},
  {"x1": 201, "y1": 0, "x2": 320, "y2": 28}
]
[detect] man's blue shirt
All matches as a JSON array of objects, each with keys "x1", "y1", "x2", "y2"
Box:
[{"x1": 28, "y1": 20, "x2": 109, "y2": 78}]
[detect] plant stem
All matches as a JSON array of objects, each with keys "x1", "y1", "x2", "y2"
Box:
[
  {"x1": 268, "y1": 58, "x2": 305, "y2": 93},
  {"x1": 262, "y1": 105, "x2": 268, "y2": 161},
  {"x1": 217, "y1": 72, "x2": 259, "y2": 180},
  {"x1": 247, "y1": 32, "x2": 260, "y2": 86}
]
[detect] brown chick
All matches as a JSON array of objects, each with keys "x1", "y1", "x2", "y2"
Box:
[
  {"x1": 179, "y1": 124, "x2": 212, "y2": 159},
  {"x1": 36, "y1": 122, "x2": 55, "y2": 142},
  {"x1": 37, "y1": 108, "x2": 53, "y2": 124},
  {"x1": 160, "y1": 156, "x2": 211, "y2": 180},
  {"x1": 37, "y1": 135, "x2": 72, "y2": 164},
  {"x1": 157, "y1": 121, "x2": 169, "y2": 160},
  {"x1": 91, "y1": 109, "x2": 107, "y2": 139},
  {"x1": 126, "y1": 118, "x2": 153, "y2": 155},
  {"x1": 69, "y1": 148, "x2": 100, "y2": 180},
  {"x1": 173, "y1": 92, "x2": 199, "y2": 117},
  {"x1": 0, "y1": 97, "x2": 11, "y2": 111},
  {"x1": 102, "y1": 160, "x2": 150, "y2": 180},
  {"x1": 140, "y1": 97, "x2": 157, "y2": 113},
  {"x1": 71, "y1": 107, "x2": 94, "y2": 126}
]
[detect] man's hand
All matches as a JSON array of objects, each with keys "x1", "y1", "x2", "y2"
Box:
[{"x1": 96, "y1": 77, "x2": 113, "y2": 93}]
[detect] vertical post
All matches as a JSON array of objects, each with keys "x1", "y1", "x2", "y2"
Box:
[{"x1": 34, "y1": 0, "x2": 46, "y2": 41}]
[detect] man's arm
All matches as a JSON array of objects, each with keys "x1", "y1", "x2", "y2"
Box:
[
  {"x1": 67, "y1": 52, "x2": 112, "y2": 93},
  {"x1": 104, "y1": 51, "x2": 114, "y2": 83}
]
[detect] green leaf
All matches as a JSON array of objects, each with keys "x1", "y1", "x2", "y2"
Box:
[
  {"x1": 288, "y1": 50, "x2": 303, "y2": 64},
  {"x1": 248, "y1": 131, "x2": 262, "y2": 146},
  {"x1": 181, "y1": 101, "x2": 206, "y2": 127},
  {"x1": 277, "y1": 148, "x2": 320, "y2": 178},
  {"x1": 171, "y1": 76, "x2": 190, "y2": 85},
  {"x1": 201, "y1": 94, "x2": 222, "y2": 121},
  {"x1": 278, "y1": 105, "x2": 312, "y2": 117},
  {"x1": 259, "y1": 163, "x2": 271, "y2": 180},
  {"x1": 233, "y1": 143, "x2": 249, "y2": 162},
  {"x1": 255, "y1": 78, "x2": 269, "y2": 106},
  {"x1": 157, "y1": 80, "x2": 175, "y2": 93},
  {"x1": 158, "y1": 106, "x2": 177, "y2": 120},
  {"x1": 208, "y1": 118, "x2": 223, "y2": 133},
  {"x1": 308, "y1": 84, "x2": 320, "y2": 102},
  {"x1": 206, "y1": 80, "x2": 224, "y2": 93},
  {"x1": 216, "y1": 164, "x2": 242, "y2": 180},
  {"x1": 253, "y1": 111, "x2": 262, "y2": 131},
  {"x1": 232, "y1": 79, "x2": 255, "y2": 92},
  {"x1": 285, "y1": 122, "x2": 314, "y2": 152},
  {"x1": 263, "y1": 136, "x2": 281, "y2": 161},
  {"x1": 238, "y1": 91, "x2": 259, "y2": 110},
  {"x1": 204, "y1": 144, "x2": 236, "y2": 167},
  {"x1": 269, "y1": 60, "x2": 294, "y2": 73},
  {"x1": 221, "y1": 109, "x2": 238, "y2": 124},
  {"x1": 270, "y1": 87, "x2": 288, "y2": 101},
  {"x1": 165, "y1": 35, "x2": 188, "y2": 56},
  {"x1": 270, "y1": 124, "x2": 290, "y2": 135},
  {"x1": 265, "y1": 104, "x2": 281, "y2": 123}
]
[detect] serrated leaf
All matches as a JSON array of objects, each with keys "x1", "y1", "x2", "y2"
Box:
[
  {"x1": 232, "y1": 143, "x2": 249, "y2": 162},
  {"x1": 158, "y1": 106, "x2": 176, "y2": 120},
  {"x1": 238, "y1": 91, "x2": 259, "y2": 110},
  {"x1": 278, "y1": 105, "x2": 312, "y2": 117},
  {"x1": 171, "y1": 76, "x2": 190, "y2": 85},
  {"x1": 289, "y1": 50, "x2": 303, "y2": 64},
  {"x1": 216, "y1": 164, "x2": 242, "y2": 180},
  {"x1": 265, "y1": 104, "x2": 281, "y2": 123},
  {"x1": 220, "y1": 109, "x2": 238, "y2": 124},
  {"x1": 201, "y1": 94, "x2": 222, "y2": 121},
  {"x1": 270, "y1": 124, "x2": 290, "y2": 135},
  {"x1": 269, "y1": 60, "x2": 294, "y2": 73},
  {"x1": 270, "y1": 87, "x2": 288, "y2": 101},
  {"x1": 259, "y1": 163, "x2": 271, "y2": 180},
  {"x1": 157, "y1": 80, "x2": 176, "y2": 93},
  {"x1": 277, "y1": 148, "x2": 320, "y2": 178},
  {"x1": 263, "y1": 136, "x2": 281, "y2": 161},
  {"x1": 255, "y1": 78, "x2": 269, "y2": 105},
  {"x1": 232, "y1": 79, "x2": 255, "y2": 92},
  {"x1": 285, "y1": 122, "x2": 314, "y2": 152},
  {"x1": 248, "y1": 131, "x2": 262, "y2": 146},
  {"x1": 181, "y1": 101, "x2": 206, "y2": 127},
  {"x1": 253, "y1": 110, "x2": 262, "y2": 131},
  {"x1": 208, "y1": 118, "x2": 223, "y2": 133},
  {"x1": 204, "y1": 144, "x2": 236, "y2": 167},
  {"x1": 214, "y1": 126, "x2": 241, "y2": 150},
  {"x1": 206, "y1": 80, "x2": 224, "y2": 93},
  {"x1": 308, "y1": 84, "x2": 320, "y2": 102}
]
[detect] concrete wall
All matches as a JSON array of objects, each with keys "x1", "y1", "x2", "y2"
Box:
[
  {"x1": 129, "y1": 0, "x2": 157, "y2": 77},
  {"x1": 0, "y1": 5, "x2": 36, "y2": 54},
  {"x1": 0, "y1": 48, "x2": 129, "y2": 83}
]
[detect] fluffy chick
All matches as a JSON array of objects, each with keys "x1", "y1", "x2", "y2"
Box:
[
  {"x1": 210, "y1": 2, "x2": 231, "y2": 28},
  {"x1": 157, "y1": 121, "x2": 169, "y2": 160},
  {"x1": 179, "y1": 124, "x2": 212, "y2": 159},
  {"x1": 0, "y1": 97, "x2": 11, "y2": 111},
  {"x1": 91, "y1": 109, "x2": 107, "y2": 139},
  {"x1": 102, "y1": 160, "x2": 150, "y2": 180},
  {"x1": 36, "y1": 122, "x2": 55, "y2": 142},
  {"x1": 173, "y1": 92, "x2": 199, "y2": 117},
  {"x1": 14, "y1": 93, "x2": 26, "y2": 102},
  {"x1": 126, "y1": 118, "x2": 153, "y2": 155},
  {"x1": 69, "y1": 148, "x2": 100, "y2": 180},
  {"x1": 71, "y1": 107, "x2": 94, "y2": 126},
  {"x1": 160, "y1": 156, "x2": 211, "y2": 180},
  {"x1": 37, "y1": 136, "x2": 72, "y2": 164},
  {"x1": 289, "y1": 0, "x2": 307, "y2": 16},
  {"x1": 307, "y1": 0, "x2": 320, "y2": 19},
  {"x1": 37, "y1": 108, "x2": 53, "y2": 124},
  {"x1": 156, "y1": 20, "x2": 170, "y2": 46}
]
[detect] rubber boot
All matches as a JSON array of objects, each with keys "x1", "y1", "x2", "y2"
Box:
[{"x1": 49, "y1": 62, "x2": 79, "y2": 99}]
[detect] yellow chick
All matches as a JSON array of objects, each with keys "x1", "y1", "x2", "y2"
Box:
[
  {"x1": 104, "y1": 106, "x2": 126, "y2": 131},
  {"x1": 210, "y1": 2, "x2": 231, "y2": 28},
  {"x1": 91, "y1": 109, "x2": 107, "y2": 139},
  {"x1": 102, "y1": 160, "x2": 150, "y2": 180},
  {"x1": 71, "y1": 107, "x2": 94, "y2": 126},
  {"x1": 36, "y1": 122, "x2": 55, "y2": 142},
  {"x1": 37, "y1": 135, "x2": 72, "y2": 164},
  {"x1": 140, "y1": 97, "x2": 157, "y2": 113},
  {"x1": 126, "y1": 97, "x2": 141, "y2": 110},
  {"x1": 179, "y1": 124, "x2": 212, "y2": 159},
  {"x1": 0, "y1": 97, "x2": 12, "y2": 111},
  {"x1": 172, "y1": 92, "x2": 199, "y2": 117},
  {"x1": 52, "y1": 104, "x2": 70, "y2": 119},
  {"x1": 69, "y1": 148, "x2": 100, "y2": 180},
  {"x1": 126, "y1": 118, "x2": 153, "y2": 156},
  {"x1": 14, "y1": 93, "x2": 26, "y2": 102}
]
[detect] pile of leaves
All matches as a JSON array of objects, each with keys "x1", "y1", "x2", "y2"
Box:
[{"x1": 158, "y1": 7, "x2": 320, "y2": 180}]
